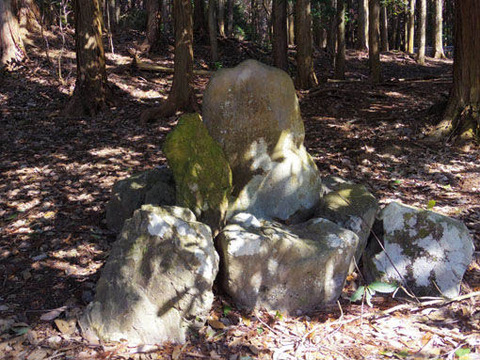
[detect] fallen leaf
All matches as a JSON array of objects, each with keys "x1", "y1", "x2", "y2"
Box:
[
  {"x1": 54, "y1": 318, "x2": 76, "y2": 335},
  {"x1": 208, "y1": 319, "x2": 226, "y2": 330},
  {"x1": 40, "y1": 306, "x2": 68, "y2": 321},
  {"x1": 26, "y1": 348, "x2": 48, "y2": 360}
]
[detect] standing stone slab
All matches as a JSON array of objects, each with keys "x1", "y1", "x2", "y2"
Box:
[
  {"x1": 217, "y1": 213, "x2": 359, "y2": 314},
  {"x1": 106, "y1": 166, "x2": 175, "y2": 232},
  {"x1": 203, "y1": 60, "x2": 323, "y2": 223},
  {"x1": 363, "y1": 202, "x2": 474, "y2": 298},
  {"x1": 316, "y1": 180, "x2": 379, "y2": 270},
  {"x1": 163, "y1": 113, "x2": 232, "y2": 233},
  {"x1": 81, "y1": 205, "x2": 219, "y2": 345}
]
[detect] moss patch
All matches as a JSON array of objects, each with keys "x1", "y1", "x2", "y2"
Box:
[{"x1": 163, "y1": 113, "x2": 232, "y2": 232}]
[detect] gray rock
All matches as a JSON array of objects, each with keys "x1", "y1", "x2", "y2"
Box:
[
  {"x1": 81, "y1": 205, "x2": 219, "y2": 345},
  {"x1": 106, "y1": 167, "x2": 176, "y2": 232},
  {"x1": 217, "y1": 213, "x2": 359, "y2": 314},
  {"x1": 315, "y1": 180, "x2": 379, "y2": 270},
  {"x1": 203, "y1": 60, "x2": 323, "y2": 224},
  {"x1": 363, "y1": 202, "x2": 474, "y2": 298}
]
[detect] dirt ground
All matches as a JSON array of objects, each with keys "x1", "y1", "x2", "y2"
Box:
[{"x1": 1, "y1": 28, "x2": 479, "y2": 359}]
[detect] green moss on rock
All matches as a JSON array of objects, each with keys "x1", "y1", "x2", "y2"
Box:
[{"x1": 163, "y1": 113, "x2": 233, "y2": 233}]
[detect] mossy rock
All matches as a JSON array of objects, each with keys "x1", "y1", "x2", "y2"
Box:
[{"x1": 163, "y1": 113, "x2": 232, "y2": 233}]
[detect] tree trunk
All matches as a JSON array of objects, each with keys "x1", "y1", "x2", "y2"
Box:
[
  {"x1": 432, "y1": 0, "x2": 480, "y2": 142},
  {"x1": 334, "y1": 0, "x2": 345, "y2": 79},
  {"x1": 433, "y1": 0, "x2": 445, "y2": 58},
  {"x1": 326, "y1": 0, "x2": 336, "y2": 57},
  {"x1": 16, "y1": 0, "x2": 41, "y2": 33},
  {"x1": 141, "y1": 0, "x2": 195, "y2": 122},
  {"x1": 368, "y1": 0, "x2": 381, "y2": 83},
  {"x1": 194, "y1": 0, "x2": 207, "y2": 41},
  {"x1": 380, "y1": 4, "x2": 388, "y2": 51},
  {"x1": 287, "y1": 1, "x2": 294, "y2": 45},
  {"x1": 295, "y1": 0, "x2": 317, "y2": 89},
  {"x1": 417, "y1": 0, "x2": 426, "y2": 64},
  {"x1": 356, "y1": 0, "x2": 368, "y2": 50},
  {"x1": 251, "y1": 0, "x2": 258, "y2": 41},
  {"x1": 226, "y1": 0, "x2": 233, "y2": 36},
  {"x1": 208, "y1": 0, "x2": 218, "y2": 62},
  {"x1": 407, "y1": 0, "x2": 415, "y2": 53},
  {"x1": 66, "y1": 0, "x2": 108, "y2": 116},
  {"x1": 218, "y1": 0, "x2": 225, "y2": 37},
  {"x1": 272, "y1": 0, "x2": 288, "y2": 71},
  {"x1": 0, "y1": 0, "x2": 25, "y2": 67},
  {"x1": 146, "y1": 0, "x2": 163, "y2": 52}
]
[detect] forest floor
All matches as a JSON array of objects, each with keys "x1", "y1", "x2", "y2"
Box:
[{"x1": 1, "y1": 27, "x2": 479, "y2": 360}]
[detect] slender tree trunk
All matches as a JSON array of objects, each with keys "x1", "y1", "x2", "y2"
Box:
[
  {"x1": 380, "y1": 4, "x2": 388, "y2": 51},
  {"x1": 287, "y1": 1, "x2": 294, "y2": 45},
  {"x1": 272, "y1": 0, "x2": 288, "y2": 71},
  {"x1": 334, "y1": 0, "x2": 345, "y2": 79},
  {"x1": 433, "y1": 0, "x2": 445, "y2": 58},
  {"x1": 146, "y1": 0, "x2": 163, "y2": 51},
  {"x1": 251, "y1": 0, "x2": 258, "y2": 41},
  {"x1": 141, "y1": 0, "x2": 195, "y2": 122},
  {"x1": 218, "y1": 0, "x2": 225, "y2": 36},
  {"x1": 194, "y1": 0, "x2": 207, "y2": 41},
  {"x1": 417, "y1": 0, "x2": 426, "y2": 64},
  {"x1": 226, "y1": 0, "x2": 233, "y2": 36},
  {"x1": 66, "y1": 0, "x2": 108, "y2": 116},
  {"x1": 407, "y1": 0, "x2": 415, "y2": 53},
  {"x1": 368, "y1": 0, "x2": 381, "y2": 83},
  {"x1": 356, "y1": 0, "x2": 368, "y2": 50},
  {"x1": 0, "y1": 0, "x2": 25, "y2": 67},
  {"x1": 295, "y1": 0, "x2": 317, "y2": 89},
  {"x1": 432, "y1": 0, "x2": 480, "y2": 142},
  {"x1": 326, "y1": 0, "x2": 336, "y2": 57},
  {"x1": 208, "y1": 0, "x2": 218, "y2": 62}
]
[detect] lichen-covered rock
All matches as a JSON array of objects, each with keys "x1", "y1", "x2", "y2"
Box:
[
  {"x1": 81, "y1": 205, "x2": 219, "y2": 345},
  {"x1": 163, "y1": 113, "x2": 232, "y2": 233},
  {"x1": 217, "y1": 213, "x2": 359, "y2": 314},
  {"x1": 316, "y1": 178, "x2": 379, "y2": 270},
  {"x1": 363, "y1": 202, "x2": 474, "y2": 298},
  {"x1": 203, "y1": 60, "x2": 323, "y2": 223},
  {"x1": 105, "y1": 167, "x2": 175, "y2": 232}
]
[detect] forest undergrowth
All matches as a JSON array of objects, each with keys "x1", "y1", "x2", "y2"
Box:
[{"x1": 0, "y1": 28, "x2": 479, "y2": 359}]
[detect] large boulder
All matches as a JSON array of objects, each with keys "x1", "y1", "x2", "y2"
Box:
[
  {"x1": 81, "y1": 205, "x2": 219, "y2": 345},
  {"x1": 163, "y1": 113, "x2": 232, "y2": 233},
  {"x1": 105, "y1": 166, "x2": 175, "y2": 232},
  {"x1": 316, "y1": 177, "x2": 379, "y2": 270},
  {"x1": 363, "y1": 202, "x2": 474, "y2": 298},
  {"x1": 217, "y1": 213, "x2": 359, "y2": 314},
  {"x1": 203, "y1": 60, "x2": 323, "y2": 223}
]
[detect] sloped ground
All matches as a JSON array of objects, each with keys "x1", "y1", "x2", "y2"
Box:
[{"x1": 0, "y1": 28, "x2": 479, "y2": 359}]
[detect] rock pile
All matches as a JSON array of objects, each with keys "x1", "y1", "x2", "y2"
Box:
[{"x1": 86, "y1": 60, "x2": 473, "y2": 345}]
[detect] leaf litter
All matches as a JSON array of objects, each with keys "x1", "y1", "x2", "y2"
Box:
[{"x1": 0, "y1": 28, "x2": 479, "y2": 359}]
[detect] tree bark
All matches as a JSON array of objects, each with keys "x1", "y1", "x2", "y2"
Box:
[
  {"x1": 272, "y1": 0, "x2": 288, "y2": 71},
  {"x1": 141, "y1": 0, "x2": 195, "y2": 122},
  {"x1": 16, "y1": 0, "x2": 41, "y2": 33},
  {"x1": 194, "y1": 0, "x2": 208, "y2": 41},
  {"x1": 432, "y1": 0, "x2": 480, "y2": 142},
  {"x1": 356, "y1": 0, "x2": 368, "y2": 50},
  {"x1": 326, "y1": 0, "x2": 336, "y2": 57},
  {"x1": 226, "y1": 0, "x2": 233, "y2": 36},
  {"x1": 407, "y1": 0, "x2": 415, "y2": 53},
  {"x1": 334, "y1": 0, "x2": 345, "y2": 79},
  {"x1": 433, "y1": 0, "x2": 445, "y2": 58},
  {"x1": 146, "y1": 0, "x2": 163, "y2": 52},
  {"x1": 208, "y1": 0, "x2": 218, "y2": 62},
  {"x1": 287, "y1": 1, "x2": 294, "y2": 45},
  {"x1": 295, "y1": 0, "x2": 317, "y2": 89},
  {"x1": 380, "y1": 4, "x2": 388, "y2": 51},
  {"x1": 368, "y1": 0, "x2": 381, "y2": 83},
  {"x1": 0, "y1": 0, "x2": 25, "y2": 67},
  {"x1": 417, "y1": 0, "x2": 426, "y2": 64},
  {"x1": 218, "y1": 0, "x2": 225, "y2": 37},
  {"x1": 66, "y1": 0, "x2": 108, "y2": 116}
]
